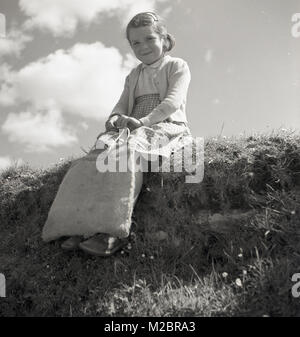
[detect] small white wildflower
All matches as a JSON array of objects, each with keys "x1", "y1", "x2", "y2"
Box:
[
  {"x1": 146, "y1": 187, "x2": 151, "y2": 192},
  {"x1": 141, "y1": 254, "x2": 145, "y2": 258},
  {"x1": 265, "y1": 230, "x2": 270, "y2": 237},
  {"x1": 120, "y1": 250, "x2": 124, "y2": 255},
  {"x1": 238, "y1": 253, "x2": 243, "y2": 258},
  {"x1": 127, "y1": 243, "x2": 132, "y2": 250},
  {"x1": 235, "y1": 278, "x2": 242, "y2": 287},
  {"x1": 150, "y1": 255, "x2": 154, "y2": 260},
  {"x1": 243, "y1": 270, "x2": 247, "y2": 275},
  {"x1": 291, "y1": 210, "x2": 296, "y2": 215},
  {"x1": 107, "y1": 237, "x2": 116, "y2": 250},
  {"x1": 222, "y1": 272, "x2": 228, "y2": 278}
]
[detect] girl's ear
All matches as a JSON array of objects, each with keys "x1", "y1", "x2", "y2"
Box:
[
  {"x1": 162, "y1": 36, "x2": 169, "y2": 52},
  {"x1": 163, "y1": 33, "x2": 175, "y2": 52}
]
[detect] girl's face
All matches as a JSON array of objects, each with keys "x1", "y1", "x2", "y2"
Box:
[{"x1": 128, "y1": 25, "x2": 165, "y2": 65}]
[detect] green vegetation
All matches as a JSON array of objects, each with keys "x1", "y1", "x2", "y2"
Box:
[{"x1": 0, "y1": 129, "x2": 300, "y2": 316}]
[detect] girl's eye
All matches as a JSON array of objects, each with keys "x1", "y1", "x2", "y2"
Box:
[{"x1": 133, "y1": 42, "x2": 140, "y2": 46}]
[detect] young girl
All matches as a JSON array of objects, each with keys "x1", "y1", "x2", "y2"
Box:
[{"x1": 42, "y1": 11, "x2": 192, "y2": 256}]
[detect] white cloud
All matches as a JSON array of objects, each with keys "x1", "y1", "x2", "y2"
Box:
[
  {"x1": 1, "y1": 108, "x2": 77, "y2": 152},
  {"x1": 0, "y1": 64, "x2": 18, "y2": 106},
  {"x1": 0, "y1": 42, "x2": 139, "y2": 119},
  {"x1": 20, "y1": 0, "x2": 166, "y2": 37},
  {"x1": 0, "y1": 156, "x2": 24, "y2": 171},
  {"x1": 0, "y1": 28, "x2": 32, "y2": 58},
  {"x1": 0, "y1": 13, "x2": 5, "y2": 38},
  {"x1": 0, "y1": 42, "x2": 140, "y2": 152}
]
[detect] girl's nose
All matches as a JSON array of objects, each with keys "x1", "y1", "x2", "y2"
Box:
[
  {"x1": 140, "y1": 41, "x2": 150, "y2": 49},
  {"x1": 140, "y1": 44, "x2": 150, "y2": 53}
]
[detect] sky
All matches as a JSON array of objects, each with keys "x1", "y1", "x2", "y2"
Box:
[{"x1": 0, "y1": 0, "x2": 299, "y2": 170}]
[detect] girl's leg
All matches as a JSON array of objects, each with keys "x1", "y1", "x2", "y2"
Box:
[
  {"x1": 133, "y1": 170, "x2": 143, "y2": 206},
  {"x1": 118, "y1": 142, "x2": 144, "y2": 206}
]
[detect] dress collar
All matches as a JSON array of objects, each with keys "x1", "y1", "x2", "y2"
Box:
[{"x1": 141, "y1": 55, "x2": 166, "y2": 69}]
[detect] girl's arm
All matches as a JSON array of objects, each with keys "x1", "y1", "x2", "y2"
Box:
[{"x1": 139, "y1": 59, "x2": 191, "y2": 127}]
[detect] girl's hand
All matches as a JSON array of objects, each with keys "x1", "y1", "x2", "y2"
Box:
[
  {"x1": 115, "y1": 115, "x2": 143, "y2": 130},
  {"x1": 105, "y1": 115, "x2": 119, "y2": 132},
  {"x1": 115, "y1": 115, "x2": 130, "y2": 129},
  {"x1": 126, "y1": 117, "x2": 143, "y2": 131}
]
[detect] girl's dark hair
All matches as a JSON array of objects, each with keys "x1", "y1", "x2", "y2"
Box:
[{"x1": 126, "y1": 12, "x2": 175, "y2": 52}]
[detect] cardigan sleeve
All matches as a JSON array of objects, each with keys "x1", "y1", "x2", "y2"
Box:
[
  {"x1": 139, "y1": 59, "x2": 191, "y2": 127},
  {"x1": 108, "y1": 74, "x2": 130, "y2": 118}
]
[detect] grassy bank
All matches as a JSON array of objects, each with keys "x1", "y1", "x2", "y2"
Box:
[{"x1": 0, "y1": 129, "x2": 300, "y2": 316}]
